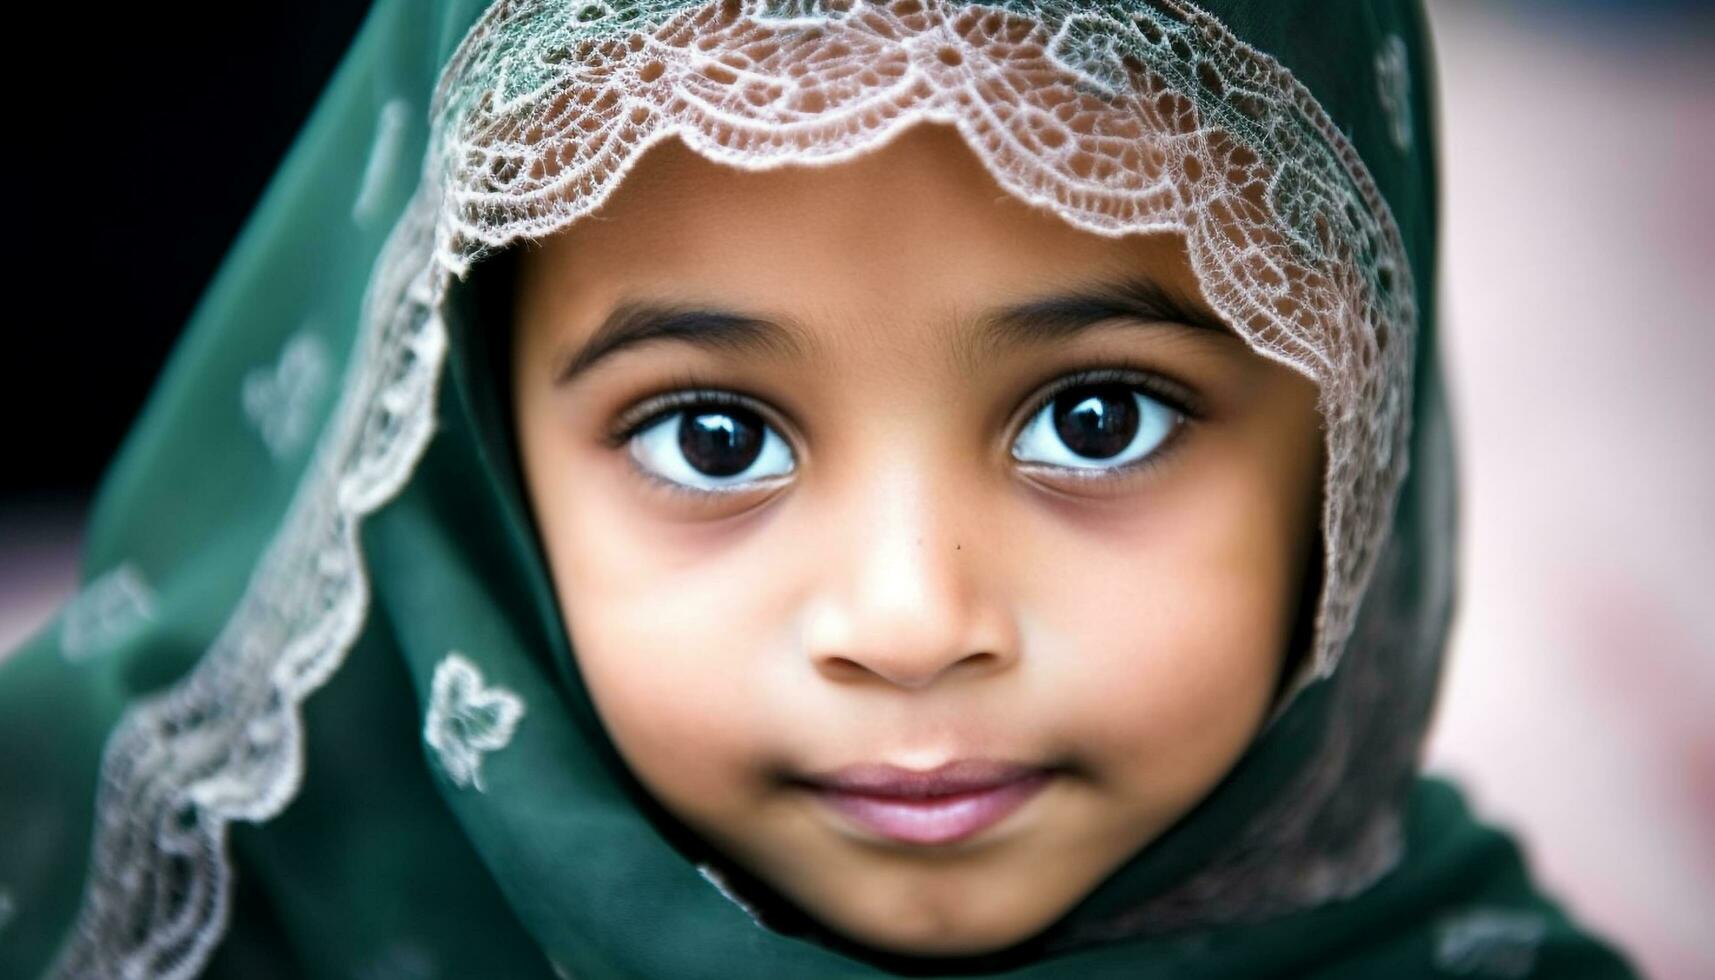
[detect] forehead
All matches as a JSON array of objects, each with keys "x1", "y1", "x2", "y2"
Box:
[{"x1": 515, "y1": 123, "x2": 1205, "y2": 336}]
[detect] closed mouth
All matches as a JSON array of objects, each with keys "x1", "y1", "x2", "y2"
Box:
[{"x1": 796, "y1": 759, "x2": 1056, "y2": 846}]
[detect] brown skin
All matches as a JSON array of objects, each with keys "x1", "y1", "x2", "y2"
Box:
[{"x1": 511, "y1": 122, "x2": 1323, "y2": 957}]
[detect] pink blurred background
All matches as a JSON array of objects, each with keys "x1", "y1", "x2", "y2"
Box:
[
  {"x1": 2, "y1": 2, "x2": 1710, "y2": 977},
  {"x1": 1419, "y1": 3, "x2": 1714, "y2": 978}
]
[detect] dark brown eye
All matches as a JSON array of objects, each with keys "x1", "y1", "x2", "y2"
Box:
[
  {"x1": 629, "y1": 397, "x2": 796, "y2": 491},
  {"x1": 1052, "y1": 383, "x2": 1140, "y2": 459},
  {"x1": 679, "y1": 407, "x2": 765, "y2": 476},
  {"x1": 1013, "y1": 381, "x2": 1180, "y2": 471}
]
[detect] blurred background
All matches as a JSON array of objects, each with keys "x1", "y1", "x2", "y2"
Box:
[{"x1": 1, "y1": 2, "x2": 1710, "y2": 976}]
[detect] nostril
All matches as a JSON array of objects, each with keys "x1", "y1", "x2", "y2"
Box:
[
  {"x1": 818, "y1": 656, "x2": 871, "y2": 681},
  {"x1": 951, "y1": 650, "x2": 1000, "y2": 672},
  {"x1": 814, "y1": 648, "x2": 1005, "y2": 689}
]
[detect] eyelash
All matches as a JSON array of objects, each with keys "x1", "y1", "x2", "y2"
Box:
[
  {"x1": 603, "y1": 364, "x2": 1204, "y2": 499},
  {"x1": 604, "y1": 382, "x2": 773, "y2": 449},
  {"x1": 602, "y1": 378, "x2": 789, "y2": 501},
  {"x1": 1011, "y1": 366, "x2": 1201, "y2": 484}
]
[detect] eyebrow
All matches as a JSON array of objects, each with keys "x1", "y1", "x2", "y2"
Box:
[
  {"x1": 960, "y1": 273, "x2": 1235, "y2": 371},
  {"x1": 552, "y1": 273, "x2": 1234, "y2": 387}
]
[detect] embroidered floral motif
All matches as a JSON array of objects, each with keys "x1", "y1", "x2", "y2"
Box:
[
  {"x1": 424, "y1": 653, "x2": 526, "y2": 792},
  {"x1": 353, "y1": 99, "x2": 413, "y2": 227},
  {"x1": 59, "y1": 563, "x2": 156, "y2": 663},
  {"x1": 243, "y1": 330, "x2": 332, "y2": 460},
  {"x1": 1434, "y1": 907, "x2": 1549, "y2": 978},
  {"x1": 1376, "y1": 33, "x2": 1413, "y2": 152}
]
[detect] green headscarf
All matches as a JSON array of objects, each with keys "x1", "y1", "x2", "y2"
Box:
[{"x1": 0, "y1": 0, "x2": 1638, "y2": 977}]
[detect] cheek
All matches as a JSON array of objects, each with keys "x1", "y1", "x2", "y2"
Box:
[
  {"x1": 1035, "y1": 449, "x2": 1306, "y2": 808},
  {"x1": 534, "y1": 474, "x2": 786, "y2": 814}
]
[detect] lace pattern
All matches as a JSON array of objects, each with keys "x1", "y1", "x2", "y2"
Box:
[
  {"x1": 53, "y1": 0, "x2": 1418, "y2": 973},
  {"x1": 434, "y1": 0, "x2": 1416, "y2": 694},
  {"x1": 50, "y1": 188, "x2": 449, "y2": 979}
]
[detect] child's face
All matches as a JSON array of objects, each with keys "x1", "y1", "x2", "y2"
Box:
[{"x1": 512, "y1": 123, "x2": 1323, "y2": 957}]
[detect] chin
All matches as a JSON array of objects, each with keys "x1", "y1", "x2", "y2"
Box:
[{"x1": 817, "y1": 896, "x2": 1059, "y2": 960}]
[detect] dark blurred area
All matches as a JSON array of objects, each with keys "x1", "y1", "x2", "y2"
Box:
[
  {"x1": 0, "y1": 1, "x2": 1710, "y2": 977},
  {"x1": 1, "y1": 3, "x2": 372, "y2": 506}
]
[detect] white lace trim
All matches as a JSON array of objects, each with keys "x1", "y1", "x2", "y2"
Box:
[
  {"x1": 53, "y1": 0, "x2": 1417, "y2": 973},
  {"x1": 50, "y1": 186, "x2": 449, "y2": 979},
  {"x1": 433, "y1": 0, "x2": 1416, "y2": 697},
  {"x1": 434, "y1": 0, "x2": 1421, "y2": 930}
]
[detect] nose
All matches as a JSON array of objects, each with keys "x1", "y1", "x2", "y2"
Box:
[{"x1": 801, "y1": 465, "x2": 1020, "y2": 690}]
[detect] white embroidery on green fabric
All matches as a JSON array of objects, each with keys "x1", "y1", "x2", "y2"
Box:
[
  {"x1": 696, "y1": 862, "x2": 768, "y2": 929},
  {"x1": 424, "y1": 652, "x2": 525, "y2": 792},
  {"x1": 440, "y1": 0, "x2": 1419, "y2": 707},
  {"x1": 1433, "y1": 907, "x2": 1549, "y2": 978},
  {"x1": 59, "y1": 563, "x2": 156, "y2": 663},
  {"x1": 1376, "y1": 34, "x2": 1412, "y2": 153},
  {"x1": 353, "y1": 99, "x2": 413, "y2": 227},
  {"x1": 243, "y1": 330, "x2": 332, "y2": 460}
]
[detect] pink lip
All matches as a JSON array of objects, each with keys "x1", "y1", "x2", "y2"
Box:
[{"x1": 800, "y1": 760, "x2": 1054, "y2": 846}]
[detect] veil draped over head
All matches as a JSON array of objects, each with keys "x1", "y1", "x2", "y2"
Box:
[{"x1": 0, "y1": 1, "x2": 1635, "y2": 977}]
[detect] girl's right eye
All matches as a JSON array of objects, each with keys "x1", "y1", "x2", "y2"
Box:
[{"x1": 624, "y1": 396, "x2": 796, "y2": 494}]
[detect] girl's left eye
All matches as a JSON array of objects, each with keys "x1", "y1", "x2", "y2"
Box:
[
  {"x1": 625, "y1": 395, "x2": 796, "y2": 493},
  {"x1": 1011, "y1": 380, "x2": 1184, "y2": 474}
]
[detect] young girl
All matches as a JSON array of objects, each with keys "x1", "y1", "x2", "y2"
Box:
[{"x1": 0, "y1": 0, "x2": 1639, "y2": 976}]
